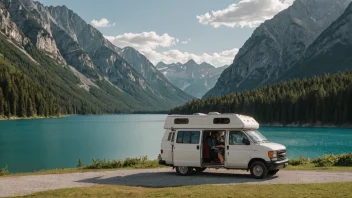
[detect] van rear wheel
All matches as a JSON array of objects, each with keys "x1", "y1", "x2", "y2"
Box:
[
  {"x1": 176, "y1": 166, "x2": 193, "y2": 176},
  {"x1": 250, "y1": 161, "x2": 268, "y2": 179}
]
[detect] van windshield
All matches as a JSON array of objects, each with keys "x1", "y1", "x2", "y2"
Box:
[{"x1": 245, "y1": 130, "x2": 268, "y2": 143}]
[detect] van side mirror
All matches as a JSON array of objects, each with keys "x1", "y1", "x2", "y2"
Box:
[{"x1": 243, "y1": 138, "x2": 250, "y2": 145}]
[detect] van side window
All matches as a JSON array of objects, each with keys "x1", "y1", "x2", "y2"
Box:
[
  {"x1": 176, "y1": 131, "x2": 200, "y2": 144},
  {"x1": 167, "y1": 132, "x2": 172, "y2": 141},
  {"x1": 229, "y1": 131, "x2": 246, "y2": 145},
  {"x1": 174, "y1": 118, "x2": 189, "y2": 124},
  {"x1": 191, "y1": 132, "x2": 200, "y2": 144},
  {"x1": 213, "y1": 118, "x2": 230, "y2": 124}
]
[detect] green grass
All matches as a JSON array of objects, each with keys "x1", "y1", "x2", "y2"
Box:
[{"x1": 20, "y1": 182, "x2": 352, "y2": 198}]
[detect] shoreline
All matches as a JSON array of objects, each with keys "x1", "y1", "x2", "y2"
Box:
[
  {"x1": 0, "y1": 115, "x2": 72, "y2": 121},
  {"x1": 0, "y1": 115, "x2": 351, "y2": 128},
  {"x1": 261, "y1": 123, "x2": 352, "y2": 129}
]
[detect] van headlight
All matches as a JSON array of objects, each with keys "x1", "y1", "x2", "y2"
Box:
[{"x1": 268, "y1": 151, "x2": 277, "y2": 161}]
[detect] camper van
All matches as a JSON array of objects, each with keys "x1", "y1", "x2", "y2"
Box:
[{"x1": 159, "y1": 113, "x2": 288, "y2": 179}]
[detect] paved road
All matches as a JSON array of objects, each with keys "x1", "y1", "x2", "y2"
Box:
[{"x1": 1, "y1": 168, "x2": 352, "y2": 197}]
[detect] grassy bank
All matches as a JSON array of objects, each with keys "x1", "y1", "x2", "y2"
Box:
[
  {"x1": 21, "y1": 182, "x2": 352, "y2": 198},
  {"x1": 0, "y1": 115, "x2": 69, "y2": 121},
  {"x1": 2, "y1": 156, "x2": 163, "y2": 177},
  {"x1": 2, "y1": 154, "x2": 351, "y2": 177}
]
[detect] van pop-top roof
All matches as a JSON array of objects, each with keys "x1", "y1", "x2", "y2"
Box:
[{"x1": 164, "y1": 112, "x2": 259, "y2": 130}]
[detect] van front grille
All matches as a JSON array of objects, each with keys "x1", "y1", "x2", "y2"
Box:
[{"x1": 277, "y1": 150, "x2": 287, "y2": 161}]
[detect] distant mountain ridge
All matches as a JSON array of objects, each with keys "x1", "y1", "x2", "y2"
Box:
[
  {"x1": 156, "y1": 60, "x2": 228, "y2": 98},
  {"x1": 205, "y1": 0, "x2": 352, "y2": 98}
]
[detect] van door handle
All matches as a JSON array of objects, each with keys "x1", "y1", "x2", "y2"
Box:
[
  {"x1": 197, "y1": 145, "x2": 200, "y2": 150},
  {"x1": 227, "y1": 146, "x2": 229, "y2": 150}
]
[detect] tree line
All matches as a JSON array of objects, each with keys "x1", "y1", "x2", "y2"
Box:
[
  {"x1": 170, "y1": 71, "x2": 352, "y2": 125},
  {"x1": 0, "y1": 64, "x2": 60, "y2": 118}
]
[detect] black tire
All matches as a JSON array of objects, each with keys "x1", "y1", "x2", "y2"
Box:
[
  {"x1": 250, "y1": 161, "x2": 268, "y2": 179},
  {"x1": 176, "y1": 166, "x2": 193, "y2": 176},
  {"x1": 268, "y1": 170, "x2": 279, "y2": 176},
  {"x1": 194, "y1": 167, "x2": 206, "y2": 173}
]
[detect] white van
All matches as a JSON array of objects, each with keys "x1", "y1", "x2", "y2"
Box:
[{"x1": 159, "y1": 113, "x2": 288, "y2": 179}]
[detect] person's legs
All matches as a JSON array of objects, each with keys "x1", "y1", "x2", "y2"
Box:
[{"x1": 217, "y1": 152, "x2": 224, "y2": 165}]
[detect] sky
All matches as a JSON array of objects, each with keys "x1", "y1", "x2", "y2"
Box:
[{"x1": 37, "y1": 0, "x2": 294, "y2": 67}]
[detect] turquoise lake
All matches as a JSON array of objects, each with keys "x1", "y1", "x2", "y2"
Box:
[{"x1": 0, "y1": 114, "x2": 351, "y2": 173}]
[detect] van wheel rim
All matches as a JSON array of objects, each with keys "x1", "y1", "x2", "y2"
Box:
[
  {"x1": 178, "y1": 166, "x2": 188, "y2": 174},
  {"x1": 253, "y1": 165, "x2": 263, "y2": 176}
]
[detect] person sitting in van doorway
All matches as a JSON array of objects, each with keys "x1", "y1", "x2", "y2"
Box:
[{"x1": 210, "y1": 132, "x2": 225, "y2": 165}]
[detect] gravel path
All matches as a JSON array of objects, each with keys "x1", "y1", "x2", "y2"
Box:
[{"x1": 1, "y1": 168, "x2": 352, "y2": 197}]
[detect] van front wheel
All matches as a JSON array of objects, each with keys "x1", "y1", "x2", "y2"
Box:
[
  {"x1": 250, "y1": 161, "x2": 268, "y2": 179},
  {"x1": 176, "y1": 166, "x2": 193, "y2": 176}
]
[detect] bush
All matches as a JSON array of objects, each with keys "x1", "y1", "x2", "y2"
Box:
[
  {"x1": 312, "y1": 154, "x2": 338, "y2": 167},
  {"x1": 0, "y1": 166, "x2": 9, "y2": 176},
  {"x1": 289, "y1": 153, "x2": 352, "y2": 167},
  {"x1": 289, "y1": 156, "x2": 310, "y2": 166},
  {"x1": 333, "y1": 153, "x2": 352, "y2": 166}
]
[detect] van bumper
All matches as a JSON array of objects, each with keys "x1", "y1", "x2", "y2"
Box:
[{"x1": 267, "y1": 159, "x2": 289, "y2": 171}]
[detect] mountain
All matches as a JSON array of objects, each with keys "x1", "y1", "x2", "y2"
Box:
[
  {"x1": 0, "y1": 5, "x2": 132, "y2": 116},
  {"x1": 0, "y1": 0, "x2": 192, "y2": 116},
  {"x1": 156, "y1": 60, "x2": 228, "y2": 98},
  {"x1": 118, "y1": 47, "x2": 191, "y2": 104},
  {"x1": 280, "y1": 2, "x2": 352, "y2": 80},
  {"x1": 204, "y1": 0, "x2": 352, "y2": 98}
]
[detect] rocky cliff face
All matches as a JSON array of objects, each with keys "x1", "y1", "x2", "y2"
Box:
[
  {"x1": 205, "y1": 0, "x2": 352, "y2": 98},
  {"x1": 1, "y1": 0, "x2": 66, "y2": 64},
  {"x1": 0, "y1": 4, "x2": 28, "y2": 46},
  {"x1": 281, "y1": 2, "x2": 352, "y2": 80},
  {"x1": 47, "y1": 5, "x2": 120, "y2": 56},
  {"x1": 156, "y1": 60, "x2": 228, "y2": 98}
]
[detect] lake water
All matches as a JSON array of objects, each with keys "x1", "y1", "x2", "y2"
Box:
[{"x1": 0, "y1": 115, "x2": 351, "y2": 173}]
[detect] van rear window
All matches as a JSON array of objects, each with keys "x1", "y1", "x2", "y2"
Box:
[
  {"x1": 174, "y1": 118, "x2": 189, "y2": 124},
  {"x1": 213, "y1": 118, "x2": 230, "y2": 124},
  {"x1": 176, "y1": 131, "x2": 200, "y2": 144}
]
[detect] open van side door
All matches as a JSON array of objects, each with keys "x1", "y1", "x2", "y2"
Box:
[{"x1": 173, "y1": 130, "x2": 202, "y2": 167}]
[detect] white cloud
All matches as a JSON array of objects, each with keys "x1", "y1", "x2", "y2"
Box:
[
  {"x1": 91, "y1": 18, "x2": 115, "y2": 28},
  {"x1": 106, "y1": 31, "x2": 176, "y2": 51},
  {"x1": 197, "y1": 0, "x2": 295, "y2": 28},
  {"x1": 106, "y1": 32, "x2": 237, "y2": 67}
]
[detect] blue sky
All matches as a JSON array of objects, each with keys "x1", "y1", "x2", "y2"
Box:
[{"x1": 37, "y1": 0, "x2": 293, "y2": 66}]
